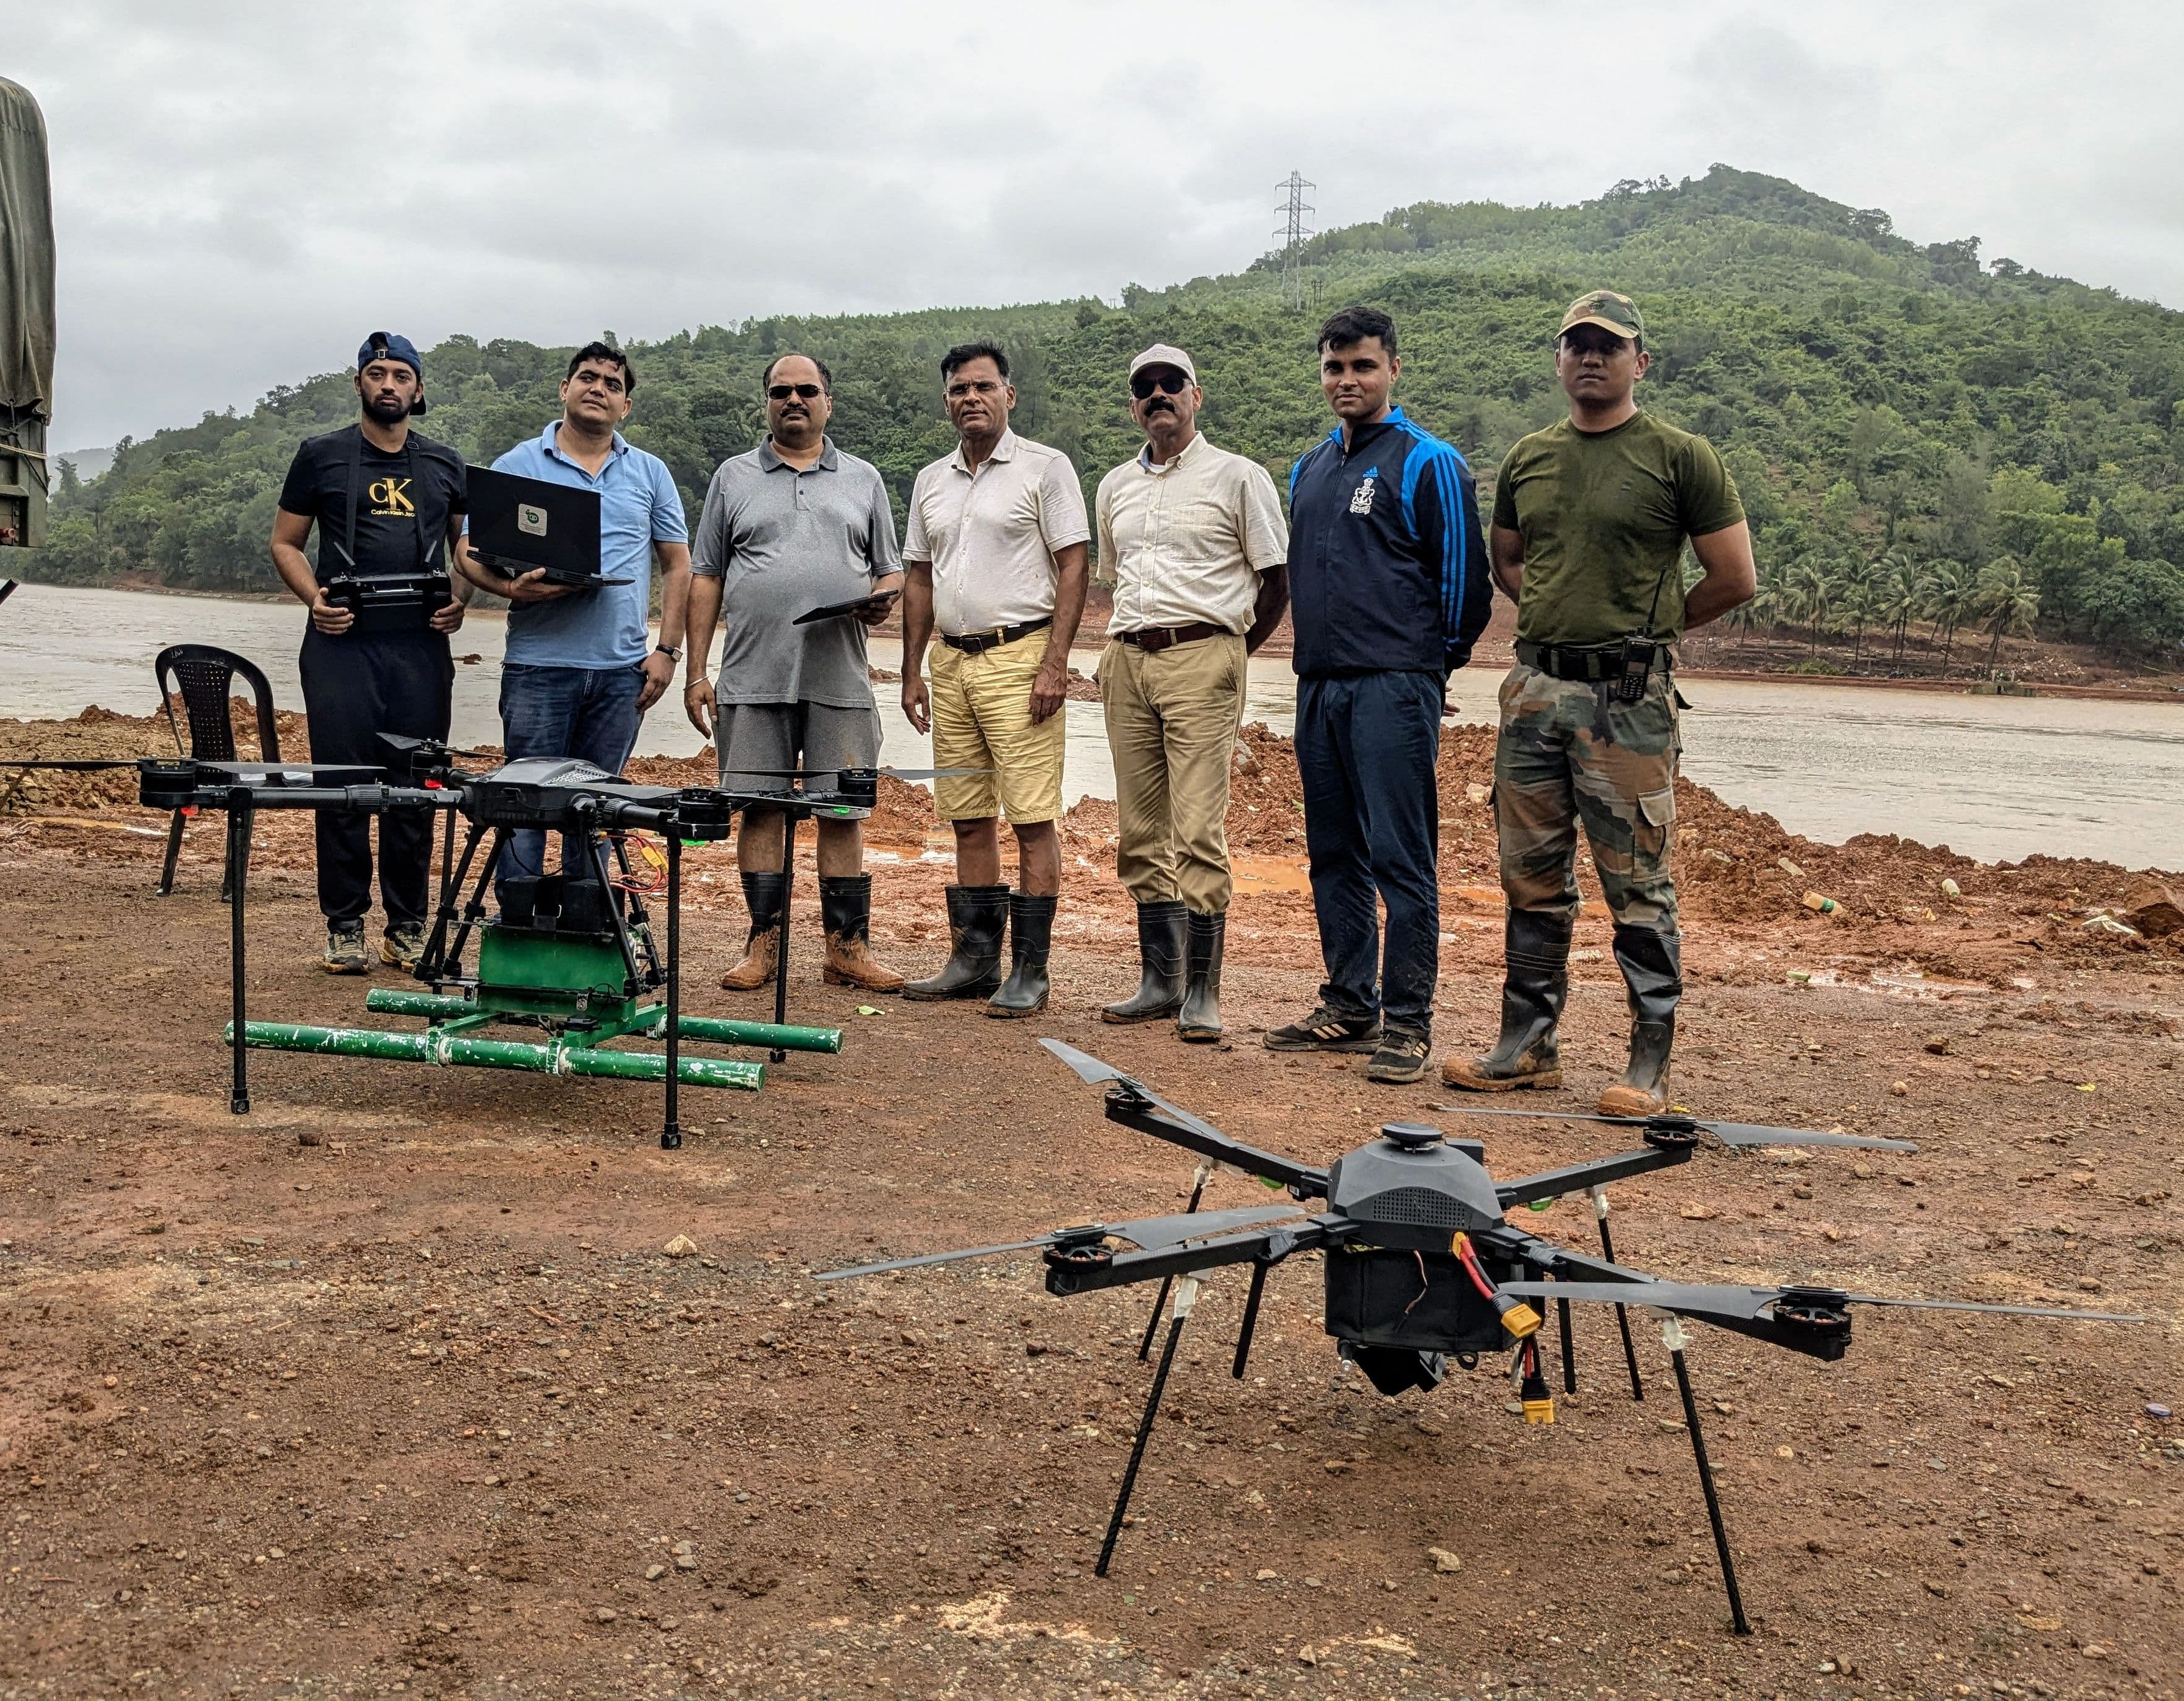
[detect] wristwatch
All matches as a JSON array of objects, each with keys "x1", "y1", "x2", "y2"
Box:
[{"x1": 654, "y1": 643, "x2": 682, "y2": 662}]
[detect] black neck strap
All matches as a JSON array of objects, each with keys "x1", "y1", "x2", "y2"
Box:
[{"x1": 335, "y1": 424, "x2": 432, "y2": 575}]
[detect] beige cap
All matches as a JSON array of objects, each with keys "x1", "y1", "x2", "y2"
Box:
[{"x1": 1128, "y1": 343, "x2": 1198, "y2": 385}]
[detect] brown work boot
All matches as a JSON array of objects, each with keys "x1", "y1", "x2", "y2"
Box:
[
  {"x1": 720, "y1": 871, "x2": 786, "y2": 992},
  {"x1": 820, "y1": 874, "x2": 905, "y2": 992}
]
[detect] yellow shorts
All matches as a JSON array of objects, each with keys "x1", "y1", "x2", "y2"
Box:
[{"x1": 928, "y1": 627, "x2": 1066, "y2": 824}]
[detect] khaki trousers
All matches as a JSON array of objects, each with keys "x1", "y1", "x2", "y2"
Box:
[{"x1": 1098, "y1": 633, "x2": 1247, "y2": 913}]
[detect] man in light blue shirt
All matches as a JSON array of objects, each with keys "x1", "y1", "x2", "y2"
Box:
[{"x1": 457, "y1": 341, "x2": 691, "y2": 886}]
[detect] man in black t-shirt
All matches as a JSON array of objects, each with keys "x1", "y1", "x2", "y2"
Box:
[{"x1": 271, "y1": 332, "x2": 470, "y2": 973}]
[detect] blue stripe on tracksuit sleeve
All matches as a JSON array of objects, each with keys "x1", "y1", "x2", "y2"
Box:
[{"x1": 1397, "y1": 435, "x2": 1470, "y2": 663}]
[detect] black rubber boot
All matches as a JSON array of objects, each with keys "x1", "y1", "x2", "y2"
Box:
[
  {"x1": 819, "y1": 873, "x2": 905, "y2": 992},
  {"x1": 1598, "y1": 924, "x2": 1682, "y2": 1116},
  {"x1": 720, "y1": 871, "x2": 788, "y2": 991},
  {"x1": 1441, "y1": 909, "x2": 1572, "y2": 1090},
  {"x1": 1177, "y1": 910, "x2": 1226, "y2": 1043},
  {"x1": 985, "y1": 891, "x2": 1057, "y2": 1019},
  {"x1": 903, "y1": 884, "x2": 1009, "y2": 1001},
  {"x1": 1102, "y1": 900, "x2": 1187, "y2": 1024}
]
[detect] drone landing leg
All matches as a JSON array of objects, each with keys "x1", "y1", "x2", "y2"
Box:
[
  {"x1": 226, "y1": 793, "x2": 250, "y2": 1116},
  {"x1": 1665, "y1": 1318, "x2": 1750, "y2": 1637},
  {"x1": 770, "y1": 814, "x2": 795, "y2": 1061},
  {"x1": 612, "y1": 834, "x2": 665, "y2": 986},
  {"x1": 1558, "y1": 1291, "x2": 1577, "y2": 1395},
  {"x1": 1139, "y1": 1165, "x2": 1209, "y2": 1360},
  {"x1": 586, "y1": 825, "x2": 646, "y2": 994},
  {"x1": 662, "y1": 834, "x2": 682, "y2": 1151},
  {"x1": 420, "y1": 818, "x2": 485, "y2": 981},
  {"x1": 1231, "y1": 1258, "x2": 1268, "y2": 1380},
  {"x1": 1594, "y1": 1187, "x2": 1644, "y2": 1402},
  {"x1": 1098, "y1": 1275, "x2": 1199, "y2": 1578}
]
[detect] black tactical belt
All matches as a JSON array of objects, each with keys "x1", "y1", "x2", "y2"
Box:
[
  {"x1": 941, "y1": 616, "x2": 1053, "y2": 655},
  {"x1": 1516, "y1": 639, "x2": 1671, "y2": 683}
]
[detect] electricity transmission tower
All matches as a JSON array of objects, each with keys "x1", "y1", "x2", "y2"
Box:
[{"x1": 1274, "y1": 171, "x2": 1315, "y2": 311}]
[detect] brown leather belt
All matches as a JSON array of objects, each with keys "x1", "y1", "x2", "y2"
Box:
[
  {"x1": 1113, "y1": 621, "x2": 1228, "y2": 652},
  {"x1": 941, "y1": 616, "x2": 1052, "y2": 656}
]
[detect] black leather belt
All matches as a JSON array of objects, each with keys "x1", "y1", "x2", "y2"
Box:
[
  {"x1": 1516, "y1": 639, "x2": 1671, "y2": 682},
  {"x1": 941, "y1": 616, "x2": 1052, "y2": 655},
  {"x1": 1113, "y1": 621, "x2": 1228, "y2": 652}
]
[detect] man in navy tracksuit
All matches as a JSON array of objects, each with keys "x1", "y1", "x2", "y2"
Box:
[{"x1": 1266, "y1": 306, "x2": 1492, "y2": 1083}]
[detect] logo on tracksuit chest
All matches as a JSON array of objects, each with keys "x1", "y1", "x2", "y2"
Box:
[{"x1": 1348, "y1": 467, "x2": 1379, "y2": 516}]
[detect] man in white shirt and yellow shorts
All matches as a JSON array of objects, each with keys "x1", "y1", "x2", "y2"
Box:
[{"x1": 898, "y1": 340, "x2": 1091, "y2": 1018}]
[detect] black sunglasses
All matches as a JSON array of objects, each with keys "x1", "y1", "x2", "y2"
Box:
[
  {"x1": 767, "y1": 383, "x2": 825, "y2": 401},
  {"x1": 1130, "y1": 370, "x2": 1190, "y2": 400}
]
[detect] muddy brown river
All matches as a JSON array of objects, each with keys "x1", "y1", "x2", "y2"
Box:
[{"x1": 5, "y1": 581, "x2": 2178, "y2": 869}]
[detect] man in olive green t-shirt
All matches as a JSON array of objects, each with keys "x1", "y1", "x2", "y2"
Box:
[{"x1": 1443, "y1": 289, "x2": 1755, "y2": 1116}]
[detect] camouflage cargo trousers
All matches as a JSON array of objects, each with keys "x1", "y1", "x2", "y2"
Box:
[{"x1": 1492, "y1": 663, "x2": 1680, "y2": 934}]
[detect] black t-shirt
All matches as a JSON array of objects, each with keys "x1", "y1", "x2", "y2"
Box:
[{"x1": 277, "y1": 424, "x2": 467, "y2": 583}]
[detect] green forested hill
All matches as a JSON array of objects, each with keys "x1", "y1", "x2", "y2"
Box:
[{"x1": 30, "y1": 165, "x2": 2184, "y2": 662}]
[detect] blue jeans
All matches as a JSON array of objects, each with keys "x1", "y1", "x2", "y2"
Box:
[
  {"x1": 497, "y1": 661, "x2": 647, "y2": 887},
  {"x1": 1295, "y1": 671, "x2": 1443, "y2": 1037}
]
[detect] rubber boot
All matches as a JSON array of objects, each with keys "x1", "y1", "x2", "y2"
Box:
[
  {"x1": 903, "y1": 884, "x2": 1008, "y2": 1002},
  {"x1": 1102, "y1": 900, "x2": 1187, "y2": 1024},
  {"x1": 720, "y1": 871, "x2": 786, "y2": 991},
  {"x1": 819, "y1": 874, "x2": 906, "y2": 992},
  {"x1": 1177, "y1": 910, "x2": 1226, "y2": 1043},
  {"x1": 1597, "y1": 924, "x2": 1682, "y2": 1117},
  {"x1": 1441, "y1": 909, "x2": 1572, "y2": 1090},
  {"x1": 985, "y1": 891, "x2": 1056, "y2": 1019}
]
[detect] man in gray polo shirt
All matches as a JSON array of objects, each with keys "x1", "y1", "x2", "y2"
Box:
[{"x1": 684, "y1": 352, "x2": 905, "y2": 992}]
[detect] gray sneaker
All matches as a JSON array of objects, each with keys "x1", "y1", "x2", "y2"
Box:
[
  {"x1": 380, "y1": 923, "x2": 428, "y2": 970},
  {"x1": 321, "y1": 922, "x2": 368, "y2": 974}
]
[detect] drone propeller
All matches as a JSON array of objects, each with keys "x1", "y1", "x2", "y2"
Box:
[
  {"x1": 1041, "y1": 1039, "x2": 1250, "y2": 1152},
  {"x1": 813, "y1": 1202, "x2": 1304, "y2": 1282},
  {"x1": 376, "y1": 734, "x2": 496, "y2": 763},
  {"x1": 717, "y1": 765, "x2": 990, "y2": 781},
  {"x1": 1042, "y1": 1038, "x2": 1332, "y2": 1195},
  {"x1": 1, "y1": 757, "x2": 145, "y2": 771},
  {"x1": 1499, "y1": 1280, "x2": 2142, "y2": 1326},
  {"x1": 1436, "y1": 1104, "x2": 1917, "y2": 1154}
]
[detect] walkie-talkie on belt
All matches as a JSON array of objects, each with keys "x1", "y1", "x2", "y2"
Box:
[{"x1": 1615, "y1": 555, "x2": 1681, "y2": 702}]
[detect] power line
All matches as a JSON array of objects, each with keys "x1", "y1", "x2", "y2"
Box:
[{"x1": 1274, "y1": 171, "x2": 1315, "y2": 312}]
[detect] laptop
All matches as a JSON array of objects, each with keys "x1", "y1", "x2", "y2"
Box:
[{"x1": 465, "y1": 466, "x2": 625, "y2": 586}]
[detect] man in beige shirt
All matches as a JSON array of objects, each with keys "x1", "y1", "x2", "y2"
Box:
[
  {"x1": 899, "y1": 340, "x2": 1092, "y2": 1018},
  {"x1": 1095, "y1": 344, "x2": 1290, "y2": 1042}
]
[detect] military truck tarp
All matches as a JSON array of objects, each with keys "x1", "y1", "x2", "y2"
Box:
[{"x1": 0, "y1": 77, "x2": 54, "y2": 546}]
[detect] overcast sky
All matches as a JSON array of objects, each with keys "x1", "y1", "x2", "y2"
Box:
[{"x1": 15, "y1": 0, "x2": 2182, "y2": 448}]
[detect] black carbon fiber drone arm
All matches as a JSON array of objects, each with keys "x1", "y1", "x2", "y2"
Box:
[
  {"x1": 1043, "y1": 1214, "x2": 1350, "y2": 1298},
  {"x1": 1492, "y1": 1142, "x2": 1697, "y2": 1209},
  {"x1": 1039, "y1": 1039, "x2": 1332, "y2": 1197},
  {"x1": 1099, "y1": 1084, "x2": 1333, "y2": 1199}
]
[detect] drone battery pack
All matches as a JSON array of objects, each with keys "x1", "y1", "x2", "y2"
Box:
[
  {"x1": 497, "y1": 874, "x2": 618, "y2": 939},
  {"x1": 1324, "y1": 1247, "x2": 1507, "y2": 1356}
]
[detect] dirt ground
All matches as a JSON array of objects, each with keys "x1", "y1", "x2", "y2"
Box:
[{"x1": 2, "y1": 706, "x2": 2182, "y2": 1701}]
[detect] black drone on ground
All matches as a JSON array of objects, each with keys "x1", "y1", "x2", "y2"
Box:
[{"x1": 819, "y1": 1039, "x2": 2140, "y2": 1631}]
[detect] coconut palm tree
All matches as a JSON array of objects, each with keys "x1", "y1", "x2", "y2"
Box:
[
  {"x1": 1839, "y1": 571, "x2": 1884, "y2": 666},
  {"x1": 1782, "y1": 558, "x2": 1837, "y2": 656},
  {"x1": 1921, "y1": 561, "x2": 1978, "y2": 675},
  {"x1": 1976, "y1": 555, "x2": 2041, "y2": 675},
  {"x1": 1871, "y1": 552, "x2": 1923, "y2": 666}
]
